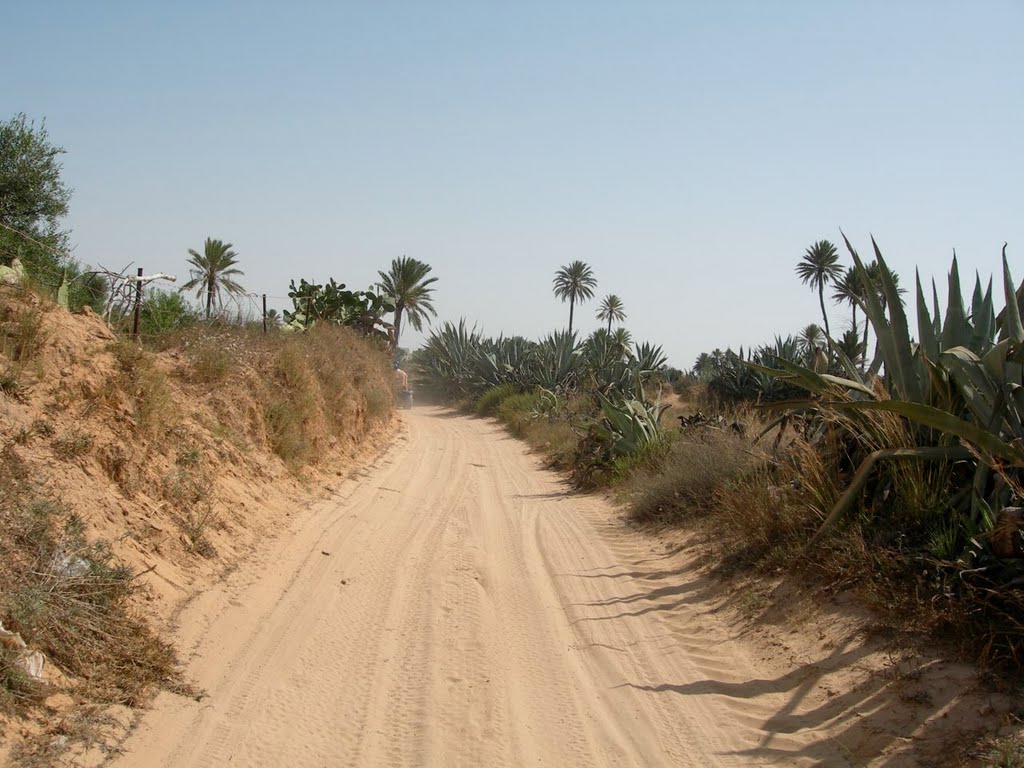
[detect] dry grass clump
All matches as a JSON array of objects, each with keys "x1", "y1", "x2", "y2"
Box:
[
  {"x1": 259, "y1": 325, "x2": 391, "y2": 467},
  {"x1": 0, "y1": 501, "x2": 179, "y2": 707},
  {"x1": 162, "y1": 461, "x2": 218, "y2": 557},
  {"x1": 712, "y1": 441, "x2": 837, "y2": 572},
  {"x1": 296, "y1": 324, "x2": 393, "y2": 426},
  {"x1": 108, "y1": 340, "x2": 175, "y2": 437},
  {"x1": 264, "y1": 343, "x2": 319, "y2": 467},
  {"x1": 0, "y1": 296, "x2": 47, "y2": 363},
  {"x1": 51, "y1": 429, "x2": 93, "y2": 460},
  {"x1": 623, "y1": 427, "x2": 756, "y2": 526},
  {"x1": 0, "y1": 450, "x2": 179, "y2": 720},
  {"x1": 187, "y1": 341, "x2": 235, "y2": 384}
]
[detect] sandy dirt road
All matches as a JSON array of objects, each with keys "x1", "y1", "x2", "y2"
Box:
[{"x1": 111, "y1": 407, "x2": 851, "y2": 767}]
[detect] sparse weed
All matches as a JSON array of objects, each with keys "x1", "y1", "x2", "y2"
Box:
[
  {"x1": 0, "y1": 304, "x2": 47, "y2": 362},
  {"x1": 179, "y1": 506, "x2": 218, "y2": 558},
  {"x1": 0, "y1": 366, "x2": 23, "y2": 399},
  {"x1": 109, "y1": 341, "x2": 175, "y2": 436},
  {"x1": 162, "y1": 466, "x2": 217, "y2": 556},
  {"x1": 30, "y1": 418, "x2": 53, "y2": 437},
  {"x1": 188, "y1": 343, "x2": 233, "y2": 384},
  {"x1": 52, "y1": 429, "x2": 93, "y2": 460}
]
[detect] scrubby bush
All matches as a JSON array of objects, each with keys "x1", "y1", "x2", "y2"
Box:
[{"x1": 476, "y1": 383, "x2": 522, "y2": 417}]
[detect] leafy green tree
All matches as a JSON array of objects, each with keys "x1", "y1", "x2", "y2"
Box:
[
  {"x1": 553, "y1": 260, "x2": 597, "y2": 335},
  {"x1": 180, "y1": 238, "x2": 245, "y2": 319},
  {"x1": 596, "y1": 293, "x2": 626, "y2": 333},
  {"x1": 0, "y1": 115, "x2": 109, "y2": 311},
  {"x1": 376, "y1": 256, "x2": 438, "y2": 346},
  {"x1": 796, "y1": 240, "x2": 843, "y2": 339},
  {"x1": 140, "y1": 289, "x2": 198, "y2": 335},
  {"x1": 0, "y1": 114, "x2": 71, "y2": 267}
]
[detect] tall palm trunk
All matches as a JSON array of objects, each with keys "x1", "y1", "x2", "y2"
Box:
[
  {"x1": 568, "y1": 297, "x2": 575, "y2": 335},
  {"x1": 206, "y1": 278, "x2": 214, "y2": 319},
  {"x1": 393, "y1": 303, "x2": 404, "y2": 348},
  {"x1": 818, "y1": 284, "x2": 830, "y2": 339},
  {"x1": 607, "y1": 316, "x2": 612, "y2": 333}
]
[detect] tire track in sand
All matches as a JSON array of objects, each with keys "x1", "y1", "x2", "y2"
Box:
[{"x1": 111, "y1": 407, "x2": 851, "y2": 767}]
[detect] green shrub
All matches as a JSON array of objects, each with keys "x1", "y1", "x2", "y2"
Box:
[
  {"x1": 476, "y1": 383, "x2": 522, "y2": 417},
  {"x1": 497, "y1": 392, "x2": 542, "y2": 435},
  {"x1": 140, "y1": 289, "x2": 198, "y2": 337}
]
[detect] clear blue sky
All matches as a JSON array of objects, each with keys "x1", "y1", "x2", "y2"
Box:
[{"x1": 4, "y1": 1, "x2": 1022, "y2": 367}]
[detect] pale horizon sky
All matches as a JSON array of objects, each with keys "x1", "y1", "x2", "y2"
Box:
[{"x1": 4, "y1": 1, "x2": 1022, "y2": 368}]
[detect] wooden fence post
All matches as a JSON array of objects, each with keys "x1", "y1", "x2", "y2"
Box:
[{"x1": 132, "y1": 268, "x2": 143, "y2": 339}]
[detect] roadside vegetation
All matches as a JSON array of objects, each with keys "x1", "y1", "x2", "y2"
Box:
[
  {"x1": 0, "y1": 113, "x2": 414, "y2": 764},
  {"x1": 416, "y1": 240, "x2": 1024, "y2": 682}
]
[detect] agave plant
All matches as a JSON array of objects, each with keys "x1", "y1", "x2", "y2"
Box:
[
  {"x1": 751, "y1": 238, "x2": 1022, "y2": 547},
  {"x1": 593, "y1": 394, "x2": 669, "y2": 457}
]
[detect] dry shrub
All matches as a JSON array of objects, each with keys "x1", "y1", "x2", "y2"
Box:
[
  {"x1": 624, "y1": 427, "x2": 755, "y2": 526},
  {"x1": 264, "y1": 343, "x2": 319, "y2": 466},
  {"x1": 0, "y1": 300, "x2": 47, "y2": 363},
  {"x1": 0, "y1": 499, "x2": 179, "y2": 713},
  {"x1": 109, "y1": 340, "x2": 175, "y2": 437},
  {"x1": 187, "y1": 341, "x2": 234, "y2": 384},
  {"x1": 162, "y1": 463, "x2": 217, "y2": 556},
  {"x1": 713, "y1": 441, "x2": 836, "y2": 572},
  {"x1": 52, "y1": 429, "x2": 93, "y2": 460}
]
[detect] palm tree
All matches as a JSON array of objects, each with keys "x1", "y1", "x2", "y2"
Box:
[
  {"x1": 596, "y1": 294, "x2": 626, "y2": 333},
  {"x1": 611, "y1": 326, "x2": 632, "y2": 356},
  {"x1": 552, "y1": 261, "x2": 597, "y2": 335},
  {"x1": 376, "y1": 256, "x2": 438, "y2": 347},
  {"x1": 798, "y1": 323, "x2": 825, "y2": 358},
  {"x1": 181, "y1": 238, "x2": 245, "y2": 319},
  {"x1": 693, "y1": 351, "x2": 713, "y2": 378},
  {"x1": 831, "y1": 266, "x2": 863, "y2": 338},
  {"x1": 836, "y1": 328, "x2": 866, "y2": 367},
  {"x1": 795, "y1": 240, "x2": 843, "y2": 339}
]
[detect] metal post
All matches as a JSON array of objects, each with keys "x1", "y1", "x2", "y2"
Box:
[
  {"x1": 132, "y1": 268, "x2": 143, "y2": 339},
  {"x1": 262, "y1": 294, "x2": 267, "y2": 334}
]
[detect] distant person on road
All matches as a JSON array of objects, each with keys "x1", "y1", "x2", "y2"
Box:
[{"x1": 393, "y1": 361, "x2": 408, "y2": 391}]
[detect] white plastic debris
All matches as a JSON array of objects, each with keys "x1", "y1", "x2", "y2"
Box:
[{"x1": 0, "y1": 620, "x2": 47, "y2": 683}]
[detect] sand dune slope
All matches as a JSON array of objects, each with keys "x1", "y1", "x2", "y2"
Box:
[{"x1": 111, "y1": 407, "x2": 851, "y2": 767}]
